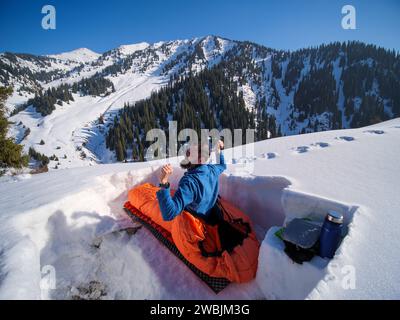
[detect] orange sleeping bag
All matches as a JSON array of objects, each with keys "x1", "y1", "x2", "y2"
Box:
[{"x1": 128, "y1": 183, "x2": 260, "y2": 283}]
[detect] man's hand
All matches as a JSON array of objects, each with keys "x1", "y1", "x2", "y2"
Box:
[
  {"x1": 217, "y1": 139, "x2": 224, "y2": 151},
  {"x1": 160, "y1": 164, "x2": 173, "y2": 184}
]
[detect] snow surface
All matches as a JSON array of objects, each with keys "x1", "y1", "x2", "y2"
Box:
[
  {"x1": 8, "y1": 73, "x2": 166, "y2": 169},
  {"x1": 117, "y1": 42, "x2": 150, "y2": 56},
  {"x1": 48, "y1": 48, "x2": 101, "y2": 63},
  {"x1": 0, "y1": 119, "x2": 399, "y2": 299}
]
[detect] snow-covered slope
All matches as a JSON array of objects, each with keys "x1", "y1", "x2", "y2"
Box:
[
  {"x1": 0, "y1": 119, "x2": 399, "y2": 299},
  {"x1": 117, "y1": 42, "x2": 150, "y2": 56},
  {"x1": 48, "y1": 48, "x2": 101, "y2": 63},
  {"x1": 8, "y1": 74, "x2": 165, "y2": 168}
]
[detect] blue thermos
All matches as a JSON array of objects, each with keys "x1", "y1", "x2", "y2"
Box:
[{"x1": 319, "y1": 210, "x2": 343, "y2": 259}]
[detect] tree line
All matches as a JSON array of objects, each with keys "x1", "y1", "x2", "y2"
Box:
[
  {"x1": 105, "y1": 65, "x2": 270, "y2": 161},
  {"x1": 17, "y1": 75, "x2": 115, "y2": 116}
]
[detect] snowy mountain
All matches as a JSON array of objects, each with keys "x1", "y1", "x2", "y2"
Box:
[
  {"x1": 47, "y1": 48, "x2": 101, "y2": 63},
  {"x1": 116, "y1": 42, "x2": 150, "y2": 56},
  {"x1": 1, "y1": 36, "x2": 399, "y2": 171},
  {"x1": 0, "y1": 119, "x2": 399, "y2": 299}
]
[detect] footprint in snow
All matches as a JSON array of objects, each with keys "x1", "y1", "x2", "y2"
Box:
[
  {"x1": 335, "y1": 136, "x2": 355, "y2": 142},
  {"x1": 232, "y1": 157, "x2": 254, "y2": 164},
  {"x1": 293, "y1": 146, "x2": 309, "y2": 154},
  {"x1": 324, "y1": 274, "x2": 337, "y2": 282},
  {"x1": 262, "y1": 152, "x2": 278, "y2": 159},
  {"x1": 363, "y1": 130, "x2": 385, "y2": 135},
  {"x1": 311, "y1": 142, "x2": 330, "y2": 148}
]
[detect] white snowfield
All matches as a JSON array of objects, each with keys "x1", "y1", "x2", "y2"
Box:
[
  {"x1": 8, "y1": 74, "x2": 165, "y2": 167},
  {"x1": 0, "y1": 119, "x2": 399, "y2": 299}
]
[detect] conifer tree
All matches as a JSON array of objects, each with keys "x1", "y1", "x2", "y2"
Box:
[{"x1": 0, "y1": 87, "x2": 29, "y2": 173}]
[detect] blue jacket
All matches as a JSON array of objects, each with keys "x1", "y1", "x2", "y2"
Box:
[{"x1": 156, "y1": 153, "x2": 226, "y2": 221}]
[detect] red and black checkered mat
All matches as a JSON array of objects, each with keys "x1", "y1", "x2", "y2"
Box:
[{"x1": 123, "y1": 201, "x2": 230, "y2": 294}]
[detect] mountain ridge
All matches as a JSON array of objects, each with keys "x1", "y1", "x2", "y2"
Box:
[
  {"x1": 1, "y1": 35, "x2": 399, "y2": 169},
  {"x1": 47, "y1": 47, "x2": 101, "y2": 63}
]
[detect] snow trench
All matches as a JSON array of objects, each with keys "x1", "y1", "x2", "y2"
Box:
[{"x1": 2, "y1": 166, "x2": 359, "y2": 299}]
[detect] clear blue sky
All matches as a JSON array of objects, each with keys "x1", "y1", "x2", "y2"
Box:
[{"x1": 0, "y1": 0, "x2": 399, "y2": 55}]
